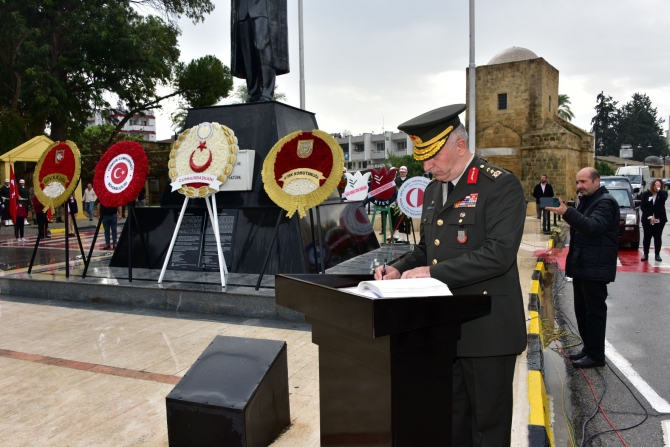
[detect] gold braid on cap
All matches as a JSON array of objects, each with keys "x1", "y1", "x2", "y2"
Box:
[{"x1": 412, "y1": 125, "x2": 454, "y2": 161}]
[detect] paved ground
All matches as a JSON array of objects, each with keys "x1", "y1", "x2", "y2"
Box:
[{"x1": 0, "y1": 215, "x2": 551, "y2": 446}]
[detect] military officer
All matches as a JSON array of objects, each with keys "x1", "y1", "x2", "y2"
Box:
[{"x1": 374, "y1": 104, "x2": 527, "y2": 447}]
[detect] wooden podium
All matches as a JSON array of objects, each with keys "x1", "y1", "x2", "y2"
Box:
[{"x1": 275, "y1": 274, "x2": 491, "y2": 447}]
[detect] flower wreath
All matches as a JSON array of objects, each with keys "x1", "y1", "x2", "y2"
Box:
[
  {"x1": 33, "y1": 140, "x2": 81, "y2": 212},
  {"x1": 262, "y1": 129, "x2": 345, "y2": 218},
  {"x1": 168, "y1": 122, "x2": 238, "y2": 198},
  {"x1": 93, "y1": 141, "x2": 149, "y2": 208}
]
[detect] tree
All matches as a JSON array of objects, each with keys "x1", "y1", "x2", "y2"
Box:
[
  {"x1": 0, "y1": 0, "x2": 229, "y2": 152},
  {"x1": 170, "y1": 56, "x2": 234, "y2": 132},
  {"x1": 595, "y1": 160, "x2": 615, "y2": 176},
  {"x1": 231, "y1": 84, "x2": 287, "y2": 104},
  {"x1": 616, "y1": 93, "x2": 668, "y2": 161},
  {"x1": 590, "y1": 92, "x2": 619, "y2": 157},
  {"x1": 557, "y1": 94, "x2": 575, "y2": 122}
]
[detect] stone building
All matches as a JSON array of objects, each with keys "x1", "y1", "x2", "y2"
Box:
[{"x1": 466, "y1": 47, "x2": 594, "y2": 201}]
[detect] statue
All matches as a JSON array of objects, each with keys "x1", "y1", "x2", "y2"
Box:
[{"x1": 231, "y1": 0, "x2": 290, "y2": 103}]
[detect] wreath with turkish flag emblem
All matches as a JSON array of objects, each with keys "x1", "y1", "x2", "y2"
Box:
[
  {"x1": 93, "y1": 141, "x2": 149, "y2": 208},
  {"x1": 168, "y1": 122, "x2": 238, "y2": 198},
  {"x1": 33, "y1": 140, "x2": 81, "y2": 212},
  {"x1": 262, "y1": 129, "x2": 345, "y2": 218}
]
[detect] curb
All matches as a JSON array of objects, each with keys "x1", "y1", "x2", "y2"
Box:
[{"x1": 527, "y1": 232, "x2": 559, "y2": 446}]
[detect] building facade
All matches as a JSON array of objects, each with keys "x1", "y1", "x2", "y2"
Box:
[
  {"x1": 333, "y1": 131, "x2": 413, "y2": 171},
  {"x1": 86, "y1": 110, "x2": 157, "y2": 142}
]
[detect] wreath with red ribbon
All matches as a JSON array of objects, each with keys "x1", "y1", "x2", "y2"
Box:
[
  {"x1": 262, "y1": 129, "x2": 345, "y2": 218},
  {"x1": 33, "y1": 140, "x2": 81, "y2": 211},
  {"x1": 93, "y1": 141, "x2": 149, "y2": 208}
]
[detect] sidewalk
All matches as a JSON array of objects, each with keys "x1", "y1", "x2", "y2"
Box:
[{"x1": 0, "y1": 216, "x2": 553, "y2": 446}]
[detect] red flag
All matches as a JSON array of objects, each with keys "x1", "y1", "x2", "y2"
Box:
[{"x1": 8, "y1": 163, "x2": 17, "y2": 224}]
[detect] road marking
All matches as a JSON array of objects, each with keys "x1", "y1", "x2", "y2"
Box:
[
  {"x1": 605, "y1": 339, "x2": 670, "y2": 413},
  {"x1": 663, "y1": 420, "x2": 670, "y2": 447}
]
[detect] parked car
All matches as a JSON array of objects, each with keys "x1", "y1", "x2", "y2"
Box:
[
  {"x1": 600, "y1": 176, "x2": 634, "y2": 195},
  {"x1": 607, "y1": 185, "x2": 640, "y2": 249},
  {"x1": 663, "y1": 178, "x2": 670, "y2": 189}
]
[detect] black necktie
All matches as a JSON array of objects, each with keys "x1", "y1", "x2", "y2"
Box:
[{"x1": 447, "y1": 181, "x2": 454, "y2": 196}]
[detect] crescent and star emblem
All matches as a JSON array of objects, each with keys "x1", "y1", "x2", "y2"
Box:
[
  {"x1": 112, "y1": 166, "x2": 126, "y2": 181},
  {"x1": 190, "y1": 140, "x2": 212, "y2": 173}
]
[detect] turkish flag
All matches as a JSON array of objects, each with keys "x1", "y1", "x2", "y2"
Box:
[{"x1": 8, "y1": 163, "x2": 17, "y2": 224}]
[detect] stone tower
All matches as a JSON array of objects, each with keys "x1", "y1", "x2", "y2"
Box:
[{"x1": 466, "y1": 47, "x2": 594, "y2": 201}]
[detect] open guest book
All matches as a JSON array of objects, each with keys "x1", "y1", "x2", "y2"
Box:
[{"x1": 341, "y1": 277, "x2": 452, "y2": 299}]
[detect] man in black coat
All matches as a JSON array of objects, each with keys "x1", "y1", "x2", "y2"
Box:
[
  {"x1": 374, "y1": 104, "x2": 527, "y2": 446},
  {"x1": 547, "y1": 167, "x2": 619, "y2": 368},
  {"x1": 231, "y1": 0, "x2": 289, "y2": 102}
]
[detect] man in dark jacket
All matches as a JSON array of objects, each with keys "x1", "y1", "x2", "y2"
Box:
[
  {"x1": 532, "y1": 174, "x2": 554, "y2": 232},
  {"x1": 547, "y1": 167, "x2": 619, "y2": 368}
]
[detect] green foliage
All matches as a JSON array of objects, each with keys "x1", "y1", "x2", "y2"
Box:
[
  {"x1": 385, "y1": 153, "x2": 425, "y2": 178},
  {"x1": 1, "y1": 0, "x2": 227, "y2": 145},
  {"x1": 0, "y1": 108, "x2": 28, "y2": 155},
  {"x1": 557, "y1": 94, "x2": 575, "y2": 121},
  {"x1": 175, "y1": 56, "x2": 233, "y2": 108},
  {"x1": 616, "y1": 93, "x2": 668, "y2": 161},
  {"x1": 590, "y1": 92, "x2": 619, "y2": 157},
  {"x1": 590, "y1": 92, "x2": 669, "y2": 161},
  {"x1": 170, "y1": 55, "x2": 234, "y2": 131},
  {"x1": 595, "y1": 160, "x2": 615, "y2": 176}
]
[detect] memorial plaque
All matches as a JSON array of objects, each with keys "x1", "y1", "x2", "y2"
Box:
[
  {"x1": 201, "y1": 209, "x2": 238, "y2": 271},
  {"x1": 168, "y1": 211, "x2": 205, "y2": 270}
]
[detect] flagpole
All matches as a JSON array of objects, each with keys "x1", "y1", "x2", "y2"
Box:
[
  {"x1": 298, "y1": 0, "x2": 306, "y2": 109},
  {"x1": 468, "y1": 0, "x2": 476, "y2": 154}
]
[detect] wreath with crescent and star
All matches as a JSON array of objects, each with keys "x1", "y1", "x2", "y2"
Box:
[
  {"x1": 93, "y1": 141, "x2": 149, "y2": 208},
  {"x1": 168, "y1": 122, "x2": 238, "y2": 198},
  {"x1": 33, "y1": 140, "x2": 82, "y2": 213},
  {"x1": 262, "y1": 129, "x2": 344, "y2": 218}
]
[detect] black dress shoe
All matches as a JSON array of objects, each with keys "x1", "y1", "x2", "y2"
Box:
[
  {"x1": 568, "y1": 351, "x2": 587, "y2": 361},
  {"x1": 655, "y1": 255, "x2": 663, "y2": 262},
  {"x1": 572, "y1": 356, "x2": 605, "y2": 369},
  {"x1": 641, "y1": 254, "x2": 649, "y2": 261}
]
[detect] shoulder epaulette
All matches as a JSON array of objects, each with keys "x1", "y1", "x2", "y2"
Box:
[
  {"x1": 477, "y1": 161, "x2": 507, "y2": 181},
  {"x1": 427, "y1": 177, "x2": 437, "y2": 185}
]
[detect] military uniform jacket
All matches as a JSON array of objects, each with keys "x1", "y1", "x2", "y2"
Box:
[{"x1": 392, "y1": 157, "x2": 527, "y2": 357}]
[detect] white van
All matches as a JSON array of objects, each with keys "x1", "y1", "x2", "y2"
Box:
[{"x1": 615, "y1": 165, "x2": 650, "y2": 194}]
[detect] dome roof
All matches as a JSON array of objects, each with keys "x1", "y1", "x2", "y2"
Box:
[
  {"x1": 488, "y1": 47, "x2": 538, "y2": 65},
  {"x1": 644, "y1": 155, "x2": 662, "y2": 165}
]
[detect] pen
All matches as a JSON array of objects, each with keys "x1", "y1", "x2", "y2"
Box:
[{"x1": 382, "y1": 258, "x2": 387, "y2": 279}]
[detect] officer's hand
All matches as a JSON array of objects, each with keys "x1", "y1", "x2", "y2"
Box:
[
  {"x1": 373, "y1": 265, "x2": 400, "y2": 280},
  {"x1": 400, "y1": 266, "x2": 431, "y2": 279},
  {"x1": 545, "y1": 197, "x2": 568, "y2": 216}
]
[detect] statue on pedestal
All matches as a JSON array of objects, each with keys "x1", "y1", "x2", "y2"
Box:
[{"x1": 231, "y1": 0, "x2": 290, "y2": 103}]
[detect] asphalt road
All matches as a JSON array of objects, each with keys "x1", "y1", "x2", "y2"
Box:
[{"x1": 552, "y1": 202, "x2": 670, "y2": 447}]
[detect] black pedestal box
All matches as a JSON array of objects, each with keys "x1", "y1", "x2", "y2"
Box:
[{"x1": 166, "y1": 336, "x2": 290, "y2": 446}]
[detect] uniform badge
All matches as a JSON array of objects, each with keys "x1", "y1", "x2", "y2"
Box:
[
  {"x1": 467, "y1": 167, "x2": 478, "y2": 184},
  {"x1": 460, "y1": 212, "x2": 466, "y2": 217},
  {"x1": 453, "y1": 193, "x2": 478, "y2": 208},
  {"x1": 457, "y1": 229, "x2": 468, "y2": 244}
]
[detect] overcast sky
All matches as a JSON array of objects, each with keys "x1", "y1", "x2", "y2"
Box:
[{"x1": 154, "y1": 0, "x2": 670, "y2": 142}]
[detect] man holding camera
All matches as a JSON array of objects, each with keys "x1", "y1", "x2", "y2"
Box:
[{"x1": 546, "y1": 167, "x2": 619, "y2": 368}]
